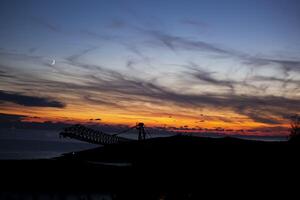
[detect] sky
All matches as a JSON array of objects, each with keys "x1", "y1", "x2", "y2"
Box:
[{"x1": 0, "y1": 0, "x2": 300, "y2": 136}]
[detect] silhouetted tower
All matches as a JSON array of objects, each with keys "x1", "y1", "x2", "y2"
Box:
[{"x1": 136, "y1": 122, "x2": 146, "y2": 140}]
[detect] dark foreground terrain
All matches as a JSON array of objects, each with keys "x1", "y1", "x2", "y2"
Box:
[{"x1": 1, "y1": 135, "x2": 300, "y2": 199}]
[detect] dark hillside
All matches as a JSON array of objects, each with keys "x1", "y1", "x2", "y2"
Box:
[{"x1": 1, "y1": 135, "x2": 299, "y2": 195}]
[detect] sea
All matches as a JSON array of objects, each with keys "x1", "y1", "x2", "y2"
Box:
[
  {"x1": 0, "y1": 128, "x2": 287, "y2": 160},
  {"x1": 0, "y1": 128, "x2": 99, "y2": 160}
]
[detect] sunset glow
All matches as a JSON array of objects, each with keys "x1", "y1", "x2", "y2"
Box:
[{"x1": 1, "y1": 0, "x2": 299, "y2": 137}]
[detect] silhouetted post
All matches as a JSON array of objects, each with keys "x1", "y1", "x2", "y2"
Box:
[{"x1": 136, "y1": 122, "x2": 146, "y2": 140}]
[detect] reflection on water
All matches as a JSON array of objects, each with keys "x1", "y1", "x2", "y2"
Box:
[
  {"x1": 0, "y1": 193, "x2": 114, "y2": 200},
  {"x1": 0, "y1": 139, "x2": 99, "y2": 160},
  {"x1": 0, "y1": 129, "x2": 99, "y2": 160},
  {"x1": 0, "y1": 151, "x2": 63, "y2": 160},
  {"x1": 0, "y1": 192, "x2": 190, "y2": 200}
]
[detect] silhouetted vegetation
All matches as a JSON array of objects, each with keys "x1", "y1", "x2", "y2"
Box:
[{"x1": 290, "y1": 114, "x2": 300, "y2": 140}]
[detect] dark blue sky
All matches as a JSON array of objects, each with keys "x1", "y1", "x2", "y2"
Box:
[{"x1": 1, "y1": 0, "x2": 299, "y2": 56}]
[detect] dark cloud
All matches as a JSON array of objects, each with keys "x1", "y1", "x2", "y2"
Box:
[
  {"x1": 242, "y1": 56, "x2": 300, "y2": 75},
  {"x1": 268, "y1": 59, "x2": 300, "y2": 75},
  {"x1": 0, "y1": 90, "x2": 65, "y2": 108},
  {"x1": 120, "y1": 42, "x2": 153, "y2": 66},
  {"x1": 181, "y1": 62, "x2": 268, "y2": 93},
  {"x1": 251, "y1": 76, "x2": 300, "y2": 89},
  {"x1": 66, "y1": 46, "x2": 98, "y2": 63},
  {"x1": 238, "y1": 110, "x2": 282, "y2": 125},
  {"x1": 0, "y1": 119, "x2": 70, "y2": 130},
  {"x1": 0, "y1": 69, "x2": 14, "y2": 78},
  {"x1": 125, "y1": 59, "x2": 136, "y2": 69},
  {"x1": 198, "y1": 114, "x2": 239, "y2": 124},
  {"x1": 144, "y1": 30, "x2": 229, "y2": 54},
  {"x1": 89, "y1": 118, "x2": 101, "y2": 121},
  {"x1": 0, "y1": 113, "x2": 27, "y2": 122},
  {"x1": 83, "y1": 95, "x2": 123, "y2": 108},
  {"x1": 185, "y1": 66, "x2": 235, "y2": 92}
]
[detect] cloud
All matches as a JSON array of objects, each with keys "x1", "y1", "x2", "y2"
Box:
[
  {"x1": 52, "y1": 60, "x2": 300, "y2": 124},
  {"x1": 1, "y1": 22, "x2": 298, "y2": 127},
  {"x1": 52, "y1": 53, "x2": 300, "y2": 125},
  {"x1": 0, "y1": 51, "x2": 42, "y2": 62},
  {"x1": 240, "y1": 55, "x2": 300, "y2": 75},
  {"x1": 180, "y1": 19, "x2": 210, "y2": 33},
  {"x1": 66, "y1": 46, "x2": 98, "y2": 63},
  {"x1": 0, "y1": 90, "x2": 65, "y2": 108},
  {"x1": 237, "y1": 110, "x2": 282, "y2": 125},
  {"x1": 0, "y1": 113, "x2": 27, "y2": 122},
  {"x1": 251, "y1": 75, "x2": 300, "y2": 89},
  {"x1": 144, "y1": 30, "x2": 229, "y2": 54},
  {"x1": 2, "y1": 45, "x2": 298, "y2": 126},
  {"x1": 89, "y1": 118, "x2": 101, "y2": 121},
  {"x1": 80, "y1": 30, "x2": 117, "y2": 41},
  {"x1": 1, "y1": 55, "x2": 298, "y2": 126},
  {"x1": 151, "y1": 90, "x2": 298, "y2": 125},
  {"x1": 125, "y1": 59, "x2": 136, "y2": 69},
  {"x1": 83, "y1": 95, "x2": 124, "y2": 108},
  {"x1": 185, "y1": 65, "x2": 235, "y2": 92},
  {"x1": 268, "y1": 59, "x2": 300, "y2": 75},
  {"x1": 0, "y1": 69, "x2": 15, "y2": 78},
  {"x1": 0, "y1": 50, "x2": 53, "y2": 68},
  {"x1": 139, "y1": 28, "x2": 300, "y2": 76},
  {"x1": 30, "y1": 16, "x2": 61, "y2": 33}
]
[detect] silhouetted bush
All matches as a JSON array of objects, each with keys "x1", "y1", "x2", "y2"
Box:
[{"x1": 290, "y1": 114, "x2": 300, "y2": 140}]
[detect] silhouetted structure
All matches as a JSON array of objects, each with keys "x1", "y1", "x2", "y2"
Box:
[
  {"x1": 290, "y1": 114, "x2": 300, "y2": 141},
  {"x1": 60, "y1": 122, "x2": 150, "y2": 145},
  {"x1": 60, "y1": 124, "x2": 132, "y2": 145},
  {"x1": 136, "y1": 122, "x2": 146, "y2": 140}
]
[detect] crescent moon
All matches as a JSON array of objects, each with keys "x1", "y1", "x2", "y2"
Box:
[{"x1": 51, "y1": 59, "x2": 56, "y2": 66}]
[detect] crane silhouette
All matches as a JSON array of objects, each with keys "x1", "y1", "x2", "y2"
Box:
[{"x1": 60, "y1": 122, "x2": 151, "y2": 145}]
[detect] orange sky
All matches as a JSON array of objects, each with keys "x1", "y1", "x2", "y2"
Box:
[{"x1": 0, "y1": 99, "x2": 291, "y2": 136}]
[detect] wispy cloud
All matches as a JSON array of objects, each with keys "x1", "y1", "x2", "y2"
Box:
[
  {"x1": 181, "y1": 19, "x2": 209, "y2": 28},
  {"x1": 180, "y1": 19, "x2": 210, "y2": 34},
  {"x1": 242, "y1": 56, "x2": 300, "y2": 75},
  {"x1": 137, "y1": 28, "x2": 300, "y2": 75},
  {"x1": 0, "y1": 68, "x2": 15, "y2": 78},
  {"x1": 66, "y1": 46, "x2": 98, "y2": 63},
  {"x1": 143, "y1": 29, "x2": 229, "y2": 54},
  {"x1": 251, "y1": 75, "x2": 300, "y2": 88},
  {"x1": 38, "y1": 59, "x2": 300, "y2": 125},
  {"x1": 184, "y1": 65, "x2": 235, "y2": 92},
  {"x1": 1, "y1": 19, "x2": 299, "y2": 129},
  {"x1": 30, "y1": 16, "x2": 62, "y2": 33}
]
